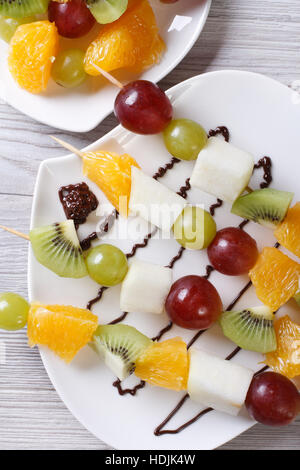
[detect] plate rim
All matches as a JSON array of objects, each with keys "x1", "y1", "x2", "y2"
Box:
[
  {"x1": 0, "y1": 0, "x2": 212, "y2": 133},
  {"x1": 28, "y1": 69, "x2": 293, "y2": 449}
]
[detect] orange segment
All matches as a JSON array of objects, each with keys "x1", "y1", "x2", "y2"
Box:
[
  {"x1": 249, "y1": 247, "x2": 300, "y2": 311},
  {"x1": 135, "y1": 337, "x2": 188, "y2": 391},
  {"x1": 84, "y1": 0, "x2": 165, "y2": 75},
  {"x1": 8, "y1": 21, "x2": 58, "y2": 94},
  {"x1": 265, "y1": 315, "x2": 300, "y2": 378},
  {"x1": 27, "y1": 303, "x2": 98, "y2": 363},
  {"x1": 82, "y1": 150, "x2": 140, "y2": 217},
  {"x1": 274, "y1": 202, "x2": 300, "y2": 258}
]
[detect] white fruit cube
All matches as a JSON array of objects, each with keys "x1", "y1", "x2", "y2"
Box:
[
  {"x1": 187, "y1": 349, "x2": 254, "y2": 416},
  {"x1": 190, "y1": 137, "x2": 254, "y2": 202},
  {"x1": 120, "y1": 259, "x2": 172, "y2": 314},
  {"x1": 129, "y1": 167, "x2": 186, "y2": 232}
]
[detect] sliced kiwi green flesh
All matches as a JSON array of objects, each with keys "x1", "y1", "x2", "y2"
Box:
[
  {"x1": 231, "y1": 188, "x2": 294, "y2": 229},
  {"x1": 0, "y1": 0, "x2": 49, "y2": 19},
  {"x1": 91, "y1": 324, "x2": 152, "y2": 380},
  {"x1": 29, "y1": 220, "x2": 87, "y2": 279},
  {"x1": 220, "y1": 306, "x2": 277, "y2": 353},
  {"x1": 86, "y1": 0, "x2": 128, "y2": 24}
]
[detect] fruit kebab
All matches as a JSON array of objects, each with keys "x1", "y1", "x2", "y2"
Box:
[{"x1": 1, "y1": 298, "x2": 299, "y2": 428}]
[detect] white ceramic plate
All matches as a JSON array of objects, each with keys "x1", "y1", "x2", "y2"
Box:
[
  {"x1": 28, "y1": 71, "x2": 300, "y2": 449},
  {"x1": 0, "y1": 0, "x2": 211, "y2": 132}
]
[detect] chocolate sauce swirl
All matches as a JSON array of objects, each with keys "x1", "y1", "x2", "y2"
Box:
[
  {"x1": 166, "y1": 246, "x2": 185, "y2": 269},
  {"x1": 203, "y1": 265, "x2": 215, "y2": 280},
  {"x1": 153, "y1": 157, "x2": 180, "y2": 180},
  {"x1": 152, "y1": 321, "x2": 173, "y2": 342},
  {"x1": 109, "y1": 312, "x2": 128, "y2": 325},
  {"x1": 126, "y1": 229, "x2": 157, "y2": 259},
  {"x1": 210, "y1": 199, "x2": 223, "y2": 216},
  {"x1": 80, "y1": 210, "x2": 119, "y2": 251},
  {"x1": 113, "y1": 379, "x2": 146, "y2": 396},
  {"x1": 176, "y1": 178, "x2": 191, "y2": 199},
  {"x1": 208, "y1": 126, "x2": 230, "y2": 142},
  {"x1": 86, "y1": 286, "x2": 108, "y2": 311},
  {"x1": 254, "y1": 156, "x2": 272, "y2": 188}
]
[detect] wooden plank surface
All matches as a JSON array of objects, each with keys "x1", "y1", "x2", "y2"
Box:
[{"x1": 0, "y1": 0, "x2": 299, "y2": 450}]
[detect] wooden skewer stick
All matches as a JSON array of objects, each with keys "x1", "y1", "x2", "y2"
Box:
[
  {"x1": 245, "y1": 186, "x2": 253, "y2": 193},
  {"x1": 50, "y1": 136, "x2": 84, "y2": 158},
  {"x1": 0, "y1": 225, "x2": 30, "y2": 241},
  {"x1": 91, "y1": 62, "x2": 124, "y2": 89}
]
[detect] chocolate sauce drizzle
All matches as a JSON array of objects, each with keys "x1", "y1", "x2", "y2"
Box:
[
  {"x1": 254, "y1": 156, "x2": 272, "y2": 188},
  {"x1": 109, "y1": 312, "x2": 128, "y2": 325},
  {"x1": 152, "y1": 321, "x2": 173, "y2": 342},
  {"x1": 80, "y1": 210, "x2": 119, "y2": 251},
  {"x1": 126, "y1": 229, "x2": 157, "y2": 259},
  {"x1": 177, "y1": 178, "x2": 191, "y2": 199},
  {"x1": 203, "y1": 265, "x2": 215, "y2": 280},
  {"x1": 153, "y1": 157, "x2": 180, "y2": 180},
  {"x1": 113, "y1": 379, "x2": 146, "y2": 396},
  {"x1": 238, "y1": 219, "x2": 250, "y2": 230},
  {"x1": 208, "y1": 126, "x2": 230, "y2": 142},
  {"x1": 166, "y1": 246, "x2": 185, "y2": 269},
  {"x1": 86, "y1": 286, "x2": 108, "y2": 311},
  {"x1": 210, "y1": 199, "x2": 223, "y2": 216}
]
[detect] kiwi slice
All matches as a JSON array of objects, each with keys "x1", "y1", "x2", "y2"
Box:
[
  {"x1": 0, "y1": 0, "x2": 49, "y2": 19},
  {"x1": 220, "y1": 306, "x2": 277, "y2": 353},
  {"x1": 86, "y1": 0, "x2": 128, "y2": 24},
  {"x1": 91, "y1": 324, "x2": 152, "y2": 380},
  {"x1": 29, "y1": 220, "x2": 87, "y2": 278},
  {"x1": 231, "y1": 188, "x2": 293, "y2": 229}
]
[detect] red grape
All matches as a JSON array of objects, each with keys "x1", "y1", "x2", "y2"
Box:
[
  {"x1": 48, "y1": 0, "x2": 95, "y2": 39},
  {"x1": 207, "y1": 227, "x2": 258, "y2": 276},
  {"x1": 246, "y1": 371, "x2": 300, "y2": 426},
  {"x1": 165, "y1": 275, "x2": 223, "y2": 330},
  {"x1": 114, "y1": 80, "x2": 173, "y2": 134}
]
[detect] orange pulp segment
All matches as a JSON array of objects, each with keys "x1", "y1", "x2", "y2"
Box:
[
  {"x1": 84, "y1": 0, "x2": 165, "y2": 75},
  {"x1": 8, "y1": 21, "x2": 58, "y2": 94},
  {"x1": 27, "y1": 303, "x2": 98, "y2": 362},
  {"x1": 135, "y1": 337, "x2": 189, "y2": 391},
  {"x1": 265, "y1": 315, "x2": 300, "y2": 378},
  {"x1": 274, "y1": 202, "x2": 300, "y2": 259},
  {"x1": 82, "y1": 150, "x2": 140, "y2": 216},
  {"x1": 249, "y1": 247, "x2": 300, "y2": 311}
]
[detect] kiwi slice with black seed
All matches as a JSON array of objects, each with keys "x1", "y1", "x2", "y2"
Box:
[
  {"x1": 29, "y1": 220, "x2": 87, "y2": 278},
  {"x1": 0, "y1": 0, "x2": 49, "y2": 19},
  {"x1": 91, "y1": 324, "x2": 152, "y2": 380},
  {"x1": 220, "y1": 306, "x2": 277, "y2": 353},
  {"x1": 231, "y1": 188, "x2": 293, "y2": 229}
]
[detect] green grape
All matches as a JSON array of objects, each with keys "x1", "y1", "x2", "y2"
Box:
[
  {"x1": 52, "y1": 49, "x2": 87, "y2": 88},
  {"x1": 0, "y1": 16, "x2": 35, "y2": 43},
  {"x1": 173, "y1": 206, "x2": 217, "y2": 250},
  {"x1": 85, "y1": 244, "x2": 128, "y2": 286},
  {"x1": 0, "y1": 292, "x2": 29, "y2": 330},
  {"x1": 163, "y1": 118, "x2": 208, "y2": 161},
  {"x1": 87, "y1": 0, "x2": 128, "y2": 25}
]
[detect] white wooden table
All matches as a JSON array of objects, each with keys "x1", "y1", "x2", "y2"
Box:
[{"x1": 0, "y1": 0, "x2": 299, "y2": 450}]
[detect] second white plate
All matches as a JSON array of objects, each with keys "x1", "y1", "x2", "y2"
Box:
[{"x1": 0, "y1": 0, "x2": 211, "y2": 132}]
